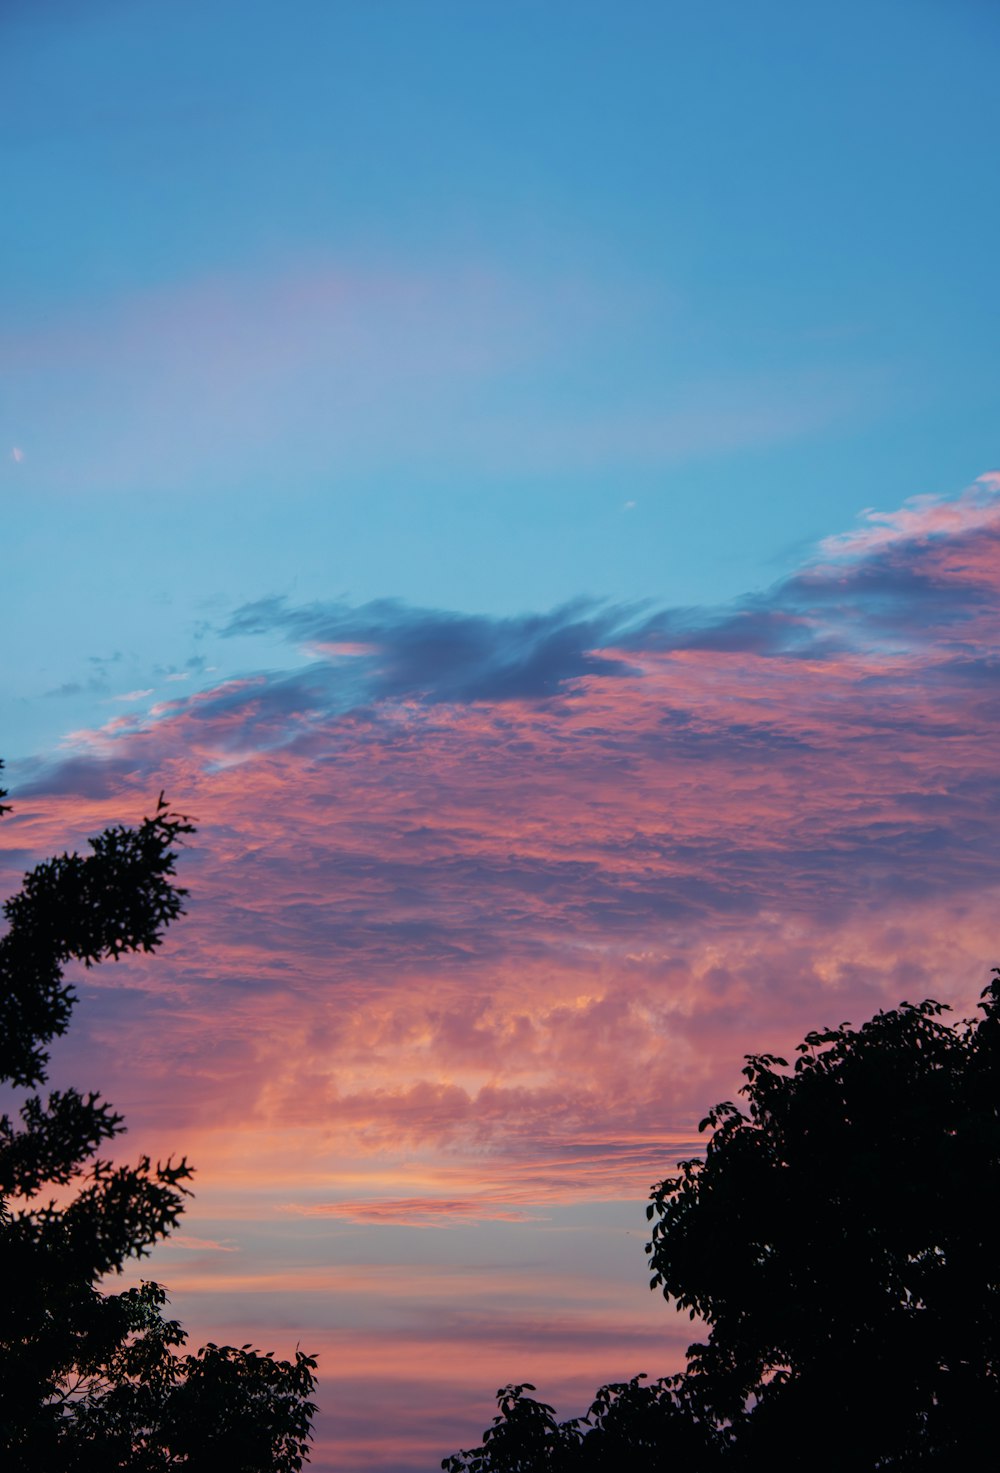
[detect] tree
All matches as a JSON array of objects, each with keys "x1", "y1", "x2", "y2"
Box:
[
  {"x1": 647, "y1": 979, "x2": 1000, "y2": 1468},
  {"x1": 446, "y1": 976, "x2": 1000, "y2": 1470},
  {"x1": 443, "y1": 1376, "x2": 724, "y2": 1472},
  {"x1": 0, "y1": 762, "x2": 317, "y2": 1470}
]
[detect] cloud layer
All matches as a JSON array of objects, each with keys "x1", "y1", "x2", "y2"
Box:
[{"x1": 9, "y1": 477, "x2": 1000, "y2": 1156}]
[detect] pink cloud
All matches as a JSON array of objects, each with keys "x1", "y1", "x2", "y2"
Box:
[
  {"x1": 282, "y1": 1196, "x2": 545, "y2": 1226},
  {"x1": 819, "y1": 471, "x2": 1000, "y2": 558},
  {"x1": 162, "y1": 1233, "x2": 239, "y2": 1253}
]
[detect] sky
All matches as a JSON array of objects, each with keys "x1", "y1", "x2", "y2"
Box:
[{"x1": 2, "y1": 2, "x2": 999, "y2": 1468}]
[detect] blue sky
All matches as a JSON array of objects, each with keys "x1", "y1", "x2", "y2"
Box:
[{"x1": 4, "y1": 0, "x2": 998, "y2": 757}]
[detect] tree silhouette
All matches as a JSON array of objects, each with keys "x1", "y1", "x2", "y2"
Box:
[
  {"x1": 446, "y1": 975, "x2": 1000, "y2": 1470},
  {"x1": 0, "y1": 763, "x2": 317, "y2": 1470},
  {"x1": 443, "y1": 1375, "x2": 724, "y2": 1472}
]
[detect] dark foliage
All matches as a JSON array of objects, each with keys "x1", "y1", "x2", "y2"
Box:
[
  {"x1": 447, "y1": 975, "x2": 1000, "y2": 1470},
  {"x1": 0, "y1": 764, "x2": 317, "y2": 1470},
  {"x1": 443, "y1": 1375, "x2": 724, "y2": 1472}
]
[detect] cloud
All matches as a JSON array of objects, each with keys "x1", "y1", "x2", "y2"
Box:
[
  {"x1": 5, "y1": 476, "x2": 999, "y2": 1201},
  {"x1": 161, "y1": 1234, "x2": 238, "y2": 1253},
  {"x1": 109, "y1": 688, "x2": 155, "y2": 704},
  {"x1": 223, "y1": 597, "x2": 640, "y2": 705},
  {"x1": 819, "y1": 473, "x2": 1000, "y2": 558},
  {"x1": 282, "y1": 1197, "x2": 544, "y2": 1227},
  {"x1": 13, "y1": 754, "x2": 144, "y2": 801},
  {"x1": 630, "y1": 473, "x2": 1000, "y2": 660}
]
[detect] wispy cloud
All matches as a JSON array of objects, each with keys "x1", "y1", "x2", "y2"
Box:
[
  {"x1": 161, "y1": 1233, "x2": 239, "y2": 1253},
  {"x1": 2, "y1": 260, "x2": 879, "y2": 493},
  {"x1": 282, "y1": 1197, "x2": 545, "y2": 1227},
  {"x1": 110, "y1": 688, "x2": 155, "y2": 704}
]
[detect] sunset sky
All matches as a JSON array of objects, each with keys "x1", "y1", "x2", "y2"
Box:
[{"x1": 3, "y1": 3, "x2": 1000, "y2": 1469}]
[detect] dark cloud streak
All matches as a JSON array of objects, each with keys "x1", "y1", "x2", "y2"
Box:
[{"x1": 224, "y1": 596, "x2": 642, "y2": 703}]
